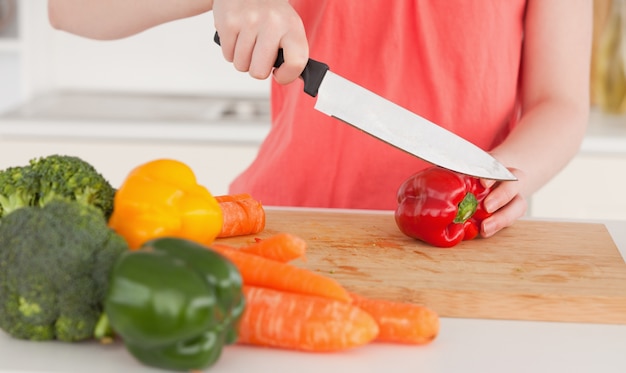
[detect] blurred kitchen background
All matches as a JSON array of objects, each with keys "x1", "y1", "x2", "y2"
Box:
[{"x1": 1, "y1": 1, "x2": 626, "y2": 220}]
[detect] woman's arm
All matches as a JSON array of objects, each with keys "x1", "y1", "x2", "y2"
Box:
[
  {"x1": 47, "y1": 0, "x2": 214, "y2": 40},
  {"x1": 482, "y1": 0, "x2": 592, "y2": 237}
]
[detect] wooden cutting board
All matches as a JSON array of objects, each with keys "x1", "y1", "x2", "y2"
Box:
[{"x1": 216, "y1": 208, "x2": 626, "y2": 325}]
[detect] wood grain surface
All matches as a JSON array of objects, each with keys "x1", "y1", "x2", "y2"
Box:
[{"x1": 216, "y1": 208, "x2": 626, "y2": 325}]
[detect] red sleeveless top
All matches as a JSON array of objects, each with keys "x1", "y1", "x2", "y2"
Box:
[{"x1": 230, "y1": 1, "x2": 527, "y2": 210}]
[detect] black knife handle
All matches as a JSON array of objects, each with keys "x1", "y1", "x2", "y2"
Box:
[{"x1": 213, "y1": 32, "x2": 328, "y2": 97}]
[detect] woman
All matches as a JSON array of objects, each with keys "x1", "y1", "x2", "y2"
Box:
[{"x1": 48, "y1": 0, "x2": 592, "y2": 238}]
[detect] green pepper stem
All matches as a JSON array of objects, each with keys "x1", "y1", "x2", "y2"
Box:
[
  {"x1": 93, "y1": 312, "x2": 115, "y2": 342},
  {"x1": 453, "y1": 192, "x2": 478, "y2": 224}
]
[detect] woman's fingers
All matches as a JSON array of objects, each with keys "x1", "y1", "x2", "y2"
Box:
[
  {"x1": 481, "y1": 194, "x2": 528, "y2": 237},
  {"x1": 213, "y1": 0, "x2": 308, "y2": 84},
  {"x1": 480, "y1": 168, "x2": 528, "y2": 237}
]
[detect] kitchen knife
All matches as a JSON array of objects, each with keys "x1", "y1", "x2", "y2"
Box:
[{"x1": 214, "y1": 32, "x2": 516, "y2": 181}]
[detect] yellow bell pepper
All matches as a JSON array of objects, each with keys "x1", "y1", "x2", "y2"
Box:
[{"x1": 108, "y1": 159, "x2": 223, "y2": 250}]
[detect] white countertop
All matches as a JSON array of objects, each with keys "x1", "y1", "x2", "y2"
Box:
[
  {"x1": 2, "y1": 92, "x2": 626, "y2": 154},
  {"x1": 0, "y1": 91, "x2": 272, "y2": 145},
  {"x1": 582, "y1": 109, "x2": 626, "y2": 155},
  {"x1": 1, "y1": 217, "x2": 625, "y2": 373}
]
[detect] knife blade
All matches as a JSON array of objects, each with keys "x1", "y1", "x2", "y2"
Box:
[{"x1": 214, "y1": 33, "x2": 516, "y2": 181}]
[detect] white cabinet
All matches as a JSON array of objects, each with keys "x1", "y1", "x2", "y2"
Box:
[
  {"x1": 529, "y1": 110, "x2": 626, "y2": 221},
  {"x1": 0, "y1": 0, "x2": 20, "y2": 112},
  {"x1": 530, "y1": 154, "x2": 626, "y2": 221},
  {"x1": 0, "y1": 138, "x2": 259, "y2": 196}
]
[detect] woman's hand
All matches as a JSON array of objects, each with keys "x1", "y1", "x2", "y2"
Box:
[
  {"x1": 212, "y1": 0, "x2": 309, "y2": 84},
  {"x1": 480, "y1": 168, "x2": 528, "y2": 238}
]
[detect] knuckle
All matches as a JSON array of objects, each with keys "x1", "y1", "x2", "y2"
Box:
[
  {"x1": 249, "y1": 68, "x2": 270, "y2": 80},
  {"x1": 233, "y1": 60, "x2": 250, "y2": 73},
  {"x1": 515, "y1": 195, "x2": 528, "y2": 217},
  {"x1": 215, "y1": 15, "x2": 238, "y2": 34}
]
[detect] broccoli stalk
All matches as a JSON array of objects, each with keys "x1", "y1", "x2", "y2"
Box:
[{"x1": 0, "y1": 200, "x2": 128, "y2": 342}]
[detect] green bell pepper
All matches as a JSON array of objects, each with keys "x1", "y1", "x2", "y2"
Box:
[{"x1": 104, "y1": 237, "x2": 245, "y2": 371}]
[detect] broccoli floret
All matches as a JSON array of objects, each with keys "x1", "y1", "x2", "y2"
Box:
[
  {"x1": 29, "y1": 155, "x2": 116, "y2": 219},
  {"x1": 0, "y1": 199, "x2": 128, "y2": 342},
  {"x1": 0, "y1": 155, "x2": 116, "y2": 220},
  {"x1": 0, "y1": 166, "x2": 39, "y2": 218}
]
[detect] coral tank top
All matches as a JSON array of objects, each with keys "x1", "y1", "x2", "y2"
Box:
[{"x1": 229, "y1": 0, "x2": 527, "y2": 210}]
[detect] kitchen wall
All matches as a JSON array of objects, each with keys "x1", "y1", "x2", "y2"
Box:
[
  {"x1": 3, "y1": 2, "x2": 626, "y2": 220},
  {"x1": 0, "y1": 2, "x2": 270, "y2": 196},
  {"x1": 24, "y1": 2, "x2": 270, "y2": 99}
]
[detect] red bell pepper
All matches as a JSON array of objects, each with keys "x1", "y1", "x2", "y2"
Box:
[{"x1": 394, "y1": 167, "x2": 492, "y2": 248}]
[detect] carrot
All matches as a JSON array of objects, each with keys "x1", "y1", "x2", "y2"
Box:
[
  {"x1": 210, "y1": 244, "x2": 351, "y2": 302},
  {"x1": 350, "y1": 293, "x2": 440, "y2": 345},
  {"x1": 214, "y1": 233, "x2": 306, "y2": 262},
  {"x1": 238, "y1": 286, "x2": 379, "y2": 352},
  {"x1": 238, "y1": 233, "x2": 307, "y2": 262},
  {"x1": 216, "y1": 193, "x2": 265, "y2": 238}
]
